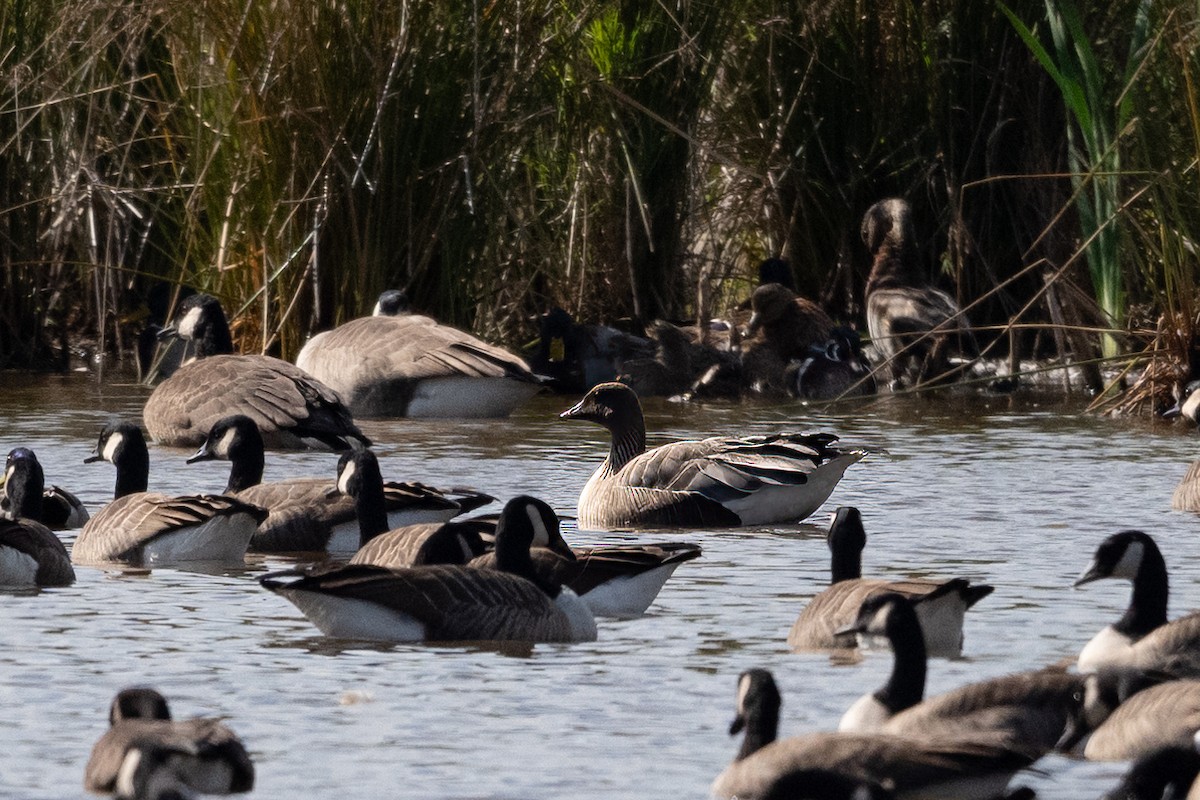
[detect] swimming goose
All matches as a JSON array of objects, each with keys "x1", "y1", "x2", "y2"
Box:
[
  {"x1": 295, "y1": 292, "x2": 543, "y2": 418},
  {"x1": 84, "y1": 687, "x2": 253, "y2": 796},
  {"x1": 787, "y1": 508, "x2": 993, "y2": 656},
  {"x1": 861, "y1": 198, "x2": 976, "y2": 390},
  {"x1": 2, "y1": 447, "x2": 89, "y2": 529},
  {"x1": 1074, "y1": 530, "x2": 1200, "y2": 675},
  {"x1": 711, "y1": 668, "x2": 1037, "y2": 800},
  {"x1": 1101, "y1": 736, "x2": 1200, "y2": 800},
  {"x1": 0, "y1": 516, "x2": 74, "y2": 587},
  {"x1": 187, "y1": 416, "x2": 491, "y2": 552},
  {"x1": 560, "y1": 382, "x2": 864, "y2": 528},
  {"x1": 259, "y1": 495, "x2": 598, "y2": 643},
  {"x1": 143, "y1": 293, "x2": 370, "y2": 449},
  {"x1": 72, "y1": 421, "x2": 267, "y2": 566},
  {"x1": 837, "y1": 593, "x2": 927, "y2": 732},
  {"x1": 1057, "y1": 671, "x2": 1200, "y2": 761}
]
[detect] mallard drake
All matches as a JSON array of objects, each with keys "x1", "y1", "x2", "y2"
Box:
[
  {"x1": 259, "y1": 495, "x2": 598, "y2": 643},
  {"x1": 560, "y1": 382, "x2": 864, "y2": 528},
  {"x1": 143, "y1": 293, "x2": 369, "y2": 450},
  {"x1": 187, "y1": 416, "x2": 491, "y2": 552},
  {"x1": 295, "y1": 291, "x2": 543, "y2": 418},
  {"x1": 72, "y1": 421, "x2": 266, "y2": 566},
  {"x1": 2, "y1": 447, "x2": 88, "y2": 529},
  {"x1": 84, "y1": 687, "x2": 253, "y2": 796},
  {"x1": 787, "y1": 507, "x2": 993, "y2": 656}
]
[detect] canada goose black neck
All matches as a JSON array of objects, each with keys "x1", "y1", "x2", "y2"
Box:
[
  {"x1": 111, "y1": 687, "x2": 172, "y2": 724},
  {"x1": 862, "y1": 594, "x2": 927, "y2": 714},
  {"x1": 88, "y1": 422, "x2": 150, "y2": 498},
  {"x1": 5, "y1": 448, "x2": 45, "y2": 521},
  {"x1": 560, "y1": 383, "x2": 646, "y2": 475},
  {"x1": 337, "y1": 449, "x2": 389, "y2": 545},
  {"x1": 828, "y1": 507, "x2": 866, "y2": 584},
  {"x1": 494, "y1": 495, "x2": 563, "y2": 597},
  {"x1": 730, "y1": 669, "x2": 780, "y2": 761},
  {"x1": 1081, "y1": 531, "x2": 1169, "y2": 638}
]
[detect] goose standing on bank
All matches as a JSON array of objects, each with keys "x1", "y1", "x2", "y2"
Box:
[
  {"x1": 259, "y1": 495, "x2": 598, "y2": 643},
  {"x1": 1074, "y1": 530, "x2": 1200, "y2": 675},
  {"x1": 72, "y1": 421, "x2": 267, "y2": 566},
  {"x1": 187, "y1": 416, "x2": 491, "y2": 552},
  {"x1": 2, "y1": 447, "x2": 88, "y2": 529},
  {"x1": 143, "y1": 293, "x2": 370, "y2": 449},
  {"x1": 84, "y1": 687, "x2": 253, "y2": 796},
  {"x1": 295, "y1": 290, "x2": 543, "y2": 418},
  {"x1": 1057, "y1": 671, "x2": 1200, "y2": 761},
  {"x1": 711, "y1": 668, "x2": 1036, "y2": 800},
  {"x1": 560, "y1": 382, "x2": 864, "y2": 528},
  {"x1": 787, "y1": 508, "x2": 993, "y2": 655}
]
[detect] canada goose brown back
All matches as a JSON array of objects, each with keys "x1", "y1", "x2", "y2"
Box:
[
  {"x1": 1102, "y1": 740, "x2": 1200, "y2": 800},
  {"x1": 1060, "y1": 674, "x2": 1200, "y2": 761},
  {"x1": 295, "y1": 298, "x2": 542, "y2": 418},
  {"x1": 85, "y1": 687, "x2": 253, "y2": 796},
  {"x1": 0, "y1": 517, "x2": 74, "y2": 586},
  {"x1": 2, "y1": 447, "x2": 89, "y2": 529},
  {"x1": 788, "y1": 508, "x2": 992, "y2": 656},
  {"x1": 560, "y1": 382, "x2": 864, "y2": 528},
  {"x1": 144, "y1": 294, "x2": 369, "y2": 450}
]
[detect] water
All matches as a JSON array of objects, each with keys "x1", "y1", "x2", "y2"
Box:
[{"x1": 1, "y1": 374, "x2": 1198, "y2": 799}]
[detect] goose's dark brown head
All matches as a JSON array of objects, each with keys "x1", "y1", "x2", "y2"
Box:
[{"x1": 861, "y1": 198, "x2": 914, "y2": 256}]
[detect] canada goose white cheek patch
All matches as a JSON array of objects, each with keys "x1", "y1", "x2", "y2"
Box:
[
  {"x1": 177, "y1": 305, "x2": 203, "y2": 340},
  {"x1": 337, "y1": 460, "x2": 357, "y2": 494},
  {"x1": 526, "y1": 504, "x2": 549, "y2": 547},
  {"x1": 215, "y1": 427, "x2": 238, "y2": 458},
  {"x1": 736, "y1": 674, "x2": 752, "y2": 716},
  {"x1": 101, "y1": 432, "x2": 124, "y2": 464},
  {"x1": 1183, "y1": 389, "x2": 1200, "y2": 421},
  {"x1": 1113, "y1": 541, "x2": 1145, "y2": 579}
]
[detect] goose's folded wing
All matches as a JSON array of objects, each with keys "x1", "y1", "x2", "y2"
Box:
[{"x1": 79, "y1": 493, "x2": 266, "y2": 560}]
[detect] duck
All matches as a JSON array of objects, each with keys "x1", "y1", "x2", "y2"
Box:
[
  {"x1": 258, "y1": 495, "x2": 598, "y2": 643},
  {"x1": 2, "y1": 447, "x2": 89, "y2": 529},
  {"x1": 861, "y1": 198, "x2": 976, "y2": 390},
  {"x1": 1057, "y1": 670, "x2": 1200, "y2": 761},
  {"x1": 787, "y1": 507, "x2": 993, "y2": 656},
  {"x1": 72, "y1": 421, "x2": 267, "y2": 566},
  {"x1": 786, "y1": 328, "x2": 877, "y2": 401},
  {"x1": 294, "y1": 290, "x2": 543, "y2": 418},
  {"x1": 1074, "y1": 530, "x2": 1200, "y2": 675},
  {"x1": 143, "y1": 293, "x2": 370, "y2": 450},
  {"x1": 711, "y1": 668, "x2": 1037, "y2": 800},
  {"x1": 837, "y1": 594, "x2": 1083, "y2": 756},
  {"x1": 186, "y1": 415, "x2": 492, "y2": 553},
  {"x1": 744, "y1": 282, "x2": 836, "y2": 365},
  {"x1": 1101, "y1": 735, "x2": 1200, "y2": 800},
  {"x1": 526, "y1": 306, "x2": 655, "y2": 394},
  {"x1": 560, "y1": 382, "x2": 864, "y2": 528},
  {"x1": 84, "y1": 687, "x2": 253, "y2": 796}
]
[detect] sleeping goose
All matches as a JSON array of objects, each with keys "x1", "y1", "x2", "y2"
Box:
[
  {"x1": 787, "y1": 507, "x2": 993, "y2": 656},
  {"x1": 1074, "y1": 530, "x2": 1200, "y2": 675},
  {"x1": 143, "y1": 293, "x2": 370, "y2": 450},
  {"x1": 84, "y1": 687, "x2": 253, "y2": 796},
  {"x1": 72, "y1": 421, "x2": 267, "y2": 566},
  {"x1": 560, "y1": 382, "x2": 864, "y2": 528},
  {"x1": 838, "y1": 594, "x2": 1083, "y2": 756},
  {"x1": 259, "y1": 495, "x2": 598, "y2": 643},
  {"x1": 187, "y1": 416, "x2": 491, "y2": 553},
  {"x1": 861, "y1": 198, "x2": 976, "y2": 390},
  {"x1": 2, "y1": 447, "x2": 89, "y2": 529},
  {"x1": 294, "y1": 291, "x2": 543, "y2": 418},
  {"x1": 711, "y1": 668, "x2": 1037, "y2": 800},
  {"x1": 1057, "y1": 671, "x2": 1200, "y2": 761}
]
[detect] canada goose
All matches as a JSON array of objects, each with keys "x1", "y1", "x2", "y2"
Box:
[
  {"x1": 259, "y1": 495, "x2": 598, "y2": 642},
  {"x1": 84, "y1": 687, "x2": 253, "y2": 796},
  {"x1": 786, "y1": 328, "x2": 877, "y2": 401},
  {"x1": 1057, "y1": 671, "x2": 1200, "y2": 761},
  {"x1": 143, "y1": 293, "x2": 370, "y2": 449},
  {"x1": 294, "y1": 292, "x2": 543, "y2": 418},
  {"x1": 187, "y1": 416, "x2": 491, "y2": 552},
  {"x1": 560, "y1": 382, "x2": 864, "y2": 528},
  {"x1": 837, "y1": 593, "x2": 927, "y2": 732},
  {"x1": 711, "y1": 668, "x2": 1036, "y2": 800},
  {"x1": 787, "y1": 508, "x2": 993, "y2": 656},
  {"x1": 72, "y1": 421, "x2": 267, "y2": 566},
  {"x1": 1074, "y1": 530, "x2": 1200, "y2": 675},
  {"x1": 861, "y1": 198, "x2": 976, "y2": 390},
  {"x1": 1167, "y1": 383, "x2": 1200, "y2": 511},
  {"x1": 0, "y1": 516, "x2": 74, "y2": 587},
  {"x1": 2, "y1": 447, "x2": 89, "y2": 529},
  {"x1": 373, "y1": 288, "x2": 410, "y2": 316},
  {"x1": 1101, "y1": 735, "x2": 1200, "y2": 800}
]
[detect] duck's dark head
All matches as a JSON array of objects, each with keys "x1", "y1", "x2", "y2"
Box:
[{"x1": 746, "y1": 283, "x2": 797, "y2": 334}]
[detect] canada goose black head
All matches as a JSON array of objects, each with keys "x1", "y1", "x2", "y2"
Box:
[
  {"x1": 1076, "y1": 531, "x2": 1163, "y2": 588},
  {"x1": 187, "y1": 416, "x2": 266, "y2": 493},
  {"x1": 4, "y1": 447, "x2": 46, "y2": 520},
  {"x1": 1164, "y1": 379, "x2": 1200, "y2": 424},
  {"x1": 828, "y1": 507, "x2": 867, "y2": 584},
  {"x1": 373, "y1": 289, "x2": 410, "y2": 317},
  {"x1": 110, "y1": 687, "x2": 172, "y2": 725},
  {"x1": 85, "y1": 421, "x2": 150, "y2": 498},
  {"x1": 560, "y1": 381, "x2": 643, "y2": 433},
  {"x1": 729, "y1": 669, "x2": 781, "y2": 760},
  {"x1": 158, "y1": 294, "x2": 234, "y2": 358},
  {"x1": 494, "y1": 496, "x2": 576, "y2": 593},
  {"x1": 332, "y1": 448, "x2": 385, "y2": 500}
]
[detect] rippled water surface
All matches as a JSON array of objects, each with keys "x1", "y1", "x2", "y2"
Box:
[{"x1": 3, "y1": 372, "x2": 1199, "y2": 798}]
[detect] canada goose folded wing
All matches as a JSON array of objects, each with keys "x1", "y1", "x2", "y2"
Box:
[
  {"x1": 71, "y1": 493, "x2": 268, "y2": 565},
  {"x1": 1173, "y1": 461, "x2": 1200, "y2": 512},
  {"x1": 350, "y1": 521, "x2": 492, "y2": 568},
  {"x1": 0, "y1": 518, "x2": 74, "y2": 586},
  {"x1": 144, "y1": 355, "x2": 367, "y2": 450},
  {"x1": 1082, "y1": 680, "x2": 1200, "y2": 761},
  {"x1": 565, "y1": 542, "x2": 702, "y2": 594},
  {"x1": 86, "y1": 717, "x2": 253, "y2": 795},
  {"x1": 260, "y1": 563, "x2": 595, "y2": 642}
]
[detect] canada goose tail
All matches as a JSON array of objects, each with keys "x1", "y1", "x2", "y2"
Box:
[
  {"x1": 964, "y1": 583, "x2": 996, "y2": 608},
  {"x1": 293, "y1": 427, "x2": 372, "y2": 452},
  {"x1": 446, "y1": 489, "x2": 495, "y2": 515}
]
